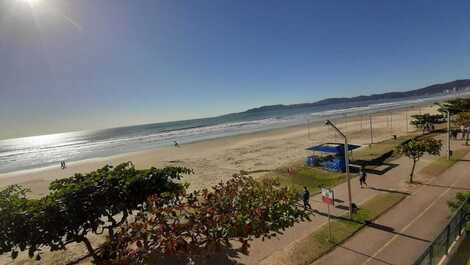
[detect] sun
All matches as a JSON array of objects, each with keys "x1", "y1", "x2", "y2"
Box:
[{"x1": 18, "y1": 0, "x2": 42, "y2": 7}]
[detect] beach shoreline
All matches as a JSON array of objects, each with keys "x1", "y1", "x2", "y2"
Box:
[{"x1": 0, "y1": 106, "x2": 435, "y2": 197}]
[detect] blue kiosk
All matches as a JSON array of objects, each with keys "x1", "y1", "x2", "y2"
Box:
[{"x1": 305, "y1": 143, "x2": 361, "y2": 172}]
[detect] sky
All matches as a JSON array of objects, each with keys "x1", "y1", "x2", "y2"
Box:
[{"x1": 1, "y1": 0, "x2": 470, "y2": 139}]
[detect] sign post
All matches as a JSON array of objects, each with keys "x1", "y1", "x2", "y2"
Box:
[{"x1": 322, "y1": 187, "x2": 335, "y2": 242}]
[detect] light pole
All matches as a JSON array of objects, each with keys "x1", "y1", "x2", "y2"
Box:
[
  {"x1": 325, "y1": 120, "x2": 353, "y2": 218},
  {"x1": 369, "y1": 115, "x2": 373, "y2": 145},
  {"x1": 435, "y1": 103, "x2": 451, "y2": 160},
  {"x1": 445, "y1": 109, "x2": 451, "y2": 160},
  {"x1": 405, "y1": 110, "x2": 409, "y2": 133}
]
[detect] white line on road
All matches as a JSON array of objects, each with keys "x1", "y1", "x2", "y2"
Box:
[{"x1": 360, "y1": 173, "x2": 464, "y2": 265}]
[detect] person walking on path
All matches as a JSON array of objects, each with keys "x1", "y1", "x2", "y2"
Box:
[
  {"x1": 302, "y1": 186, "x2": 312, "y2": 210},
  {"x1": 360, "y1": 166, "x2": 368, "y2": 188}
]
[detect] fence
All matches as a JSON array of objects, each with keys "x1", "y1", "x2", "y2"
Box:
[{"x1": 414, "y1": 199, "x2": 468, "y2": 265}]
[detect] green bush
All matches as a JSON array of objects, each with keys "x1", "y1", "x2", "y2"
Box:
[
  {"x1": 0, "y1": 162, "x2": 192, "y2": 262},
  {"x1": 449, "y1": 192, "x2": 470, "y2": 231}
]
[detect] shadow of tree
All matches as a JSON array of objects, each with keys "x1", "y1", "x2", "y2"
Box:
[
  {"x1": 145, "y1": 248, "x2": 244, "y2": 265},
  {"x1": 413, "y1": 181, "x2": 470, "y2": 191}
]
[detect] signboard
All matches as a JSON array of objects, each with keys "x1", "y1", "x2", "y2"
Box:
[{"x1": 321, "y1": 188, "x2": 334, "y2": 205}]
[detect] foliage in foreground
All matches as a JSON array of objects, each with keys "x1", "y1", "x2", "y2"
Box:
[
  {"x1": 103, "y1": 175, "x2": 310, "y2": 265},
  {"x1": 449, "y1": 192, "x2": 470, "y2": 231},
  {"x1": 395, "y1": 138, "x2": 442, "y2": 183},
  {"x1": 0, "y1": 162, "x2": 191, "y2": 261}
]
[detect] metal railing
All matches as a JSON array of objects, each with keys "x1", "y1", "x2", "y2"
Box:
[{"x1": 414, "y1": 199, "x2": 468, "y2": 265}]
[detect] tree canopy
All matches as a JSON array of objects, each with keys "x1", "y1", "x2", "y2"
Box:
[
  {"x1": 104, "y1": 175, "x2": 310, "y2": 265},
  {"x1": 439, "y1": 98, "x2": 470, "y2": 115},
  {"x1": 396, "y1": 138, "x2": 442, "y2": 182},
  {"x1": 410, "y1": 114, "x2": 445, "y2": 132},
  {"x1": 0, "y1": 163, "x2": 191, "y2": 261}
]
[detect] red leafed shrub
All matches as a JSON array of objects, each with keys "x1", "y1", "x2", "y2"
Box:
[{"x1": 103, "y1": 175, "x2": 310, "y2": 264}]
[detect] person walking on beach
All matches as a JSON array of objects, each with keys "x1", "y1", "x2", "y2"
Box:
[
  {"x1": 60, "y1": 160, "x2": 66, "y2": 169},
  {"x1": 360, "y1": 166, "x2": 368, "y2": 188},
  {"x1": 174, "y1": 141, "x2": 180, "y2": 147},
  {"x1": 302, "y1": 186, "x2": 312, "y2": 210}
]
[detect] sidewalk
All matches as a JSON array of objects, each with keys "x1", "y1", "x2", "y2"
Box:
[
  {"x1": 233, "y1": 145, "x2": 438, "y2": 265},
  {"x1": 312, "y1": 145, "x2": 470, "y2": 265}
]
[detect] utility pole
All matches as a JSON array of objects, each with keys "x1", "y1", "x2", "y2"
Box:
[
  {"x1": 369, "y1": 115, "x2": 373, "y2": 145},
  {"x1": 325, "y1": 120, "x2": 352, "y2": 218},
  {"x1": 435, "y1": 103, "x2": 452, "y2": 160},
  {"x1": 405, "y1": 110, "x2": 408, "y2": 133},
  {"x1": 447, "y1": 110, "x2": 451, "y2": 160}
]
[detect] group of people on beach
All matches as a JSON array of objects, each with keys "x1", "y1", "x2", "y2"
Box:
[{"x1": 452, "y1": 126, "x2": 470, "y2": 140}]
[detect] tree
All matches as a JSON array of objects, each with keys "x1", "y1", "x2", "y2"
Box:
[
  {"x1": 104, "y1": 175, "x2": 310, "y2": 265},
  {"x1": 455, "y1": 112, "x2": 470, "y2": 145},
  {"x1": 438, "y1": 98, "x2": 470, "y2": 115},
  {"x1": 410, "y1": 114, "x2": 445, "y2": 133},
  {"x1": 0, "y1": 163, "x2": 192, "y2": 262},
  {"x1": 396, "y1": 138, "x2": 442, "y2": 183},
  {"x1": 0, "y1": 185, "x2": 37, "y2": 260}
]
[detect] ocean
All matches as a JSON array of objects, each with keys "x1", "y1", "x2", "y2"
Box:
[{"x1": 0, "y1": 94, "x2": 462, "y2": 174}]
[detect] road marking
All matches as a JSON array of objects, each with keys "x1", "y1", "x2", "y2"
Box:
[{"x1": 360, "y1": 173, "x2": 464, "y2": 265}]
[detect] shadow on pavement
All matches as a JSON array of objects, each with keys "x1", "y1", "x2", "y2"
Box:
[
  {"x1": 150, "y1": 248, "x2": 244, "y2": 265},
  {"x1": 335, "y1": 204, "x2": 350, "y2": 211},
  {"x1": 366, "y1": 163, "x2": 399, "y2": 176},
  {"x1": 369, "y1": 187, "x2": 411, "y2": 196},
  {"x1": 315, "y1": 210, "x2": 431, "y2": 244},
  {"x1": 415, "y1": 182, "x2": 470, "y2": 191},
  {"x1": 338, "y1": 245, "x2": 395, "y2": 265},
  {"x1": 365, "y1": 221, "x2": 431, "y2": 243}
]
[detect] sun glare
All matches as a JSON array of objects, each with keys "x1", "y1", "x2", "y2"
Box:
[{"x1": 18, "y1": 0, "x2": 42, "y2": 7}]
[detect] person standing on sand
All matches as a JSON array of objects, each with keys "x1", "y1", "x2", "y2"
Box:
[{"x1": 302, "y1": 186, "x2": 312, "y2": 210}]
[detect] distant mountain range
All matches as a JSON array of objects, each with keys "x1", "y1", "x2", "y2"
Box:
[{"x1": 244, "y1": 79, "x2": 470, "y2": 113}]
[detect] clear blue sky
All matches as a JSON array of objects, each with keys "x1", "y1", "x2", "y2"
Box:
[{"x1": 1, "y1": 0, "x2": 470, "y2": 139}]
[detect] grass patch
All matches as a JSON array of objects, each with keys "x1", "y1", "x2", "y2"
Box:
[
  {"x1": 271, "y1": 134, "x2": 425, "y2": 194},
  {"x1": 420, "y1": 148, "x2": 470, "y2": 177},
  {"x1": 273, "y1": 166, "x2": 346, "y2": 194},
  {"x1": 288, "y1": 192, "x2": 406, "y2": 265},
  {"x1": 352, "y1": 134, "x2": 417, "y2": 162}
]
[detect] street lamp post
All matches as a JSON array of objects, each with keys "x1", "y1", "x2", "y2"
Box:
[
  {"x1": 435, "y1": 103, "x2": 451, "y2": 160},
  {"x1": 325, "y1": 120, "x2": 352, "y2": 218},
  {"x1": 445, "y1": 109, "x2": 451, "y2": 160}
]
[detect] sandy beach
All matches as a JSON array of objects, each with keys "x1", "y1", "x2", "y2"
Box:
[{"x1": 0, "y1": 106, "x2": 432, "y2": 198}]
